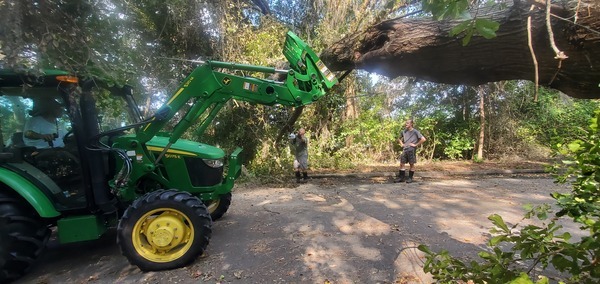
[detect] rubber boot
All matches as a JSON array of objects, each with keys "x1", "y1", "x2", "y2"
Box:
[
  {"x1": 295, "y1": 171, "x2": 302, "y2": 183},
  {"x1": 302, "y1": 172, "x2": 308, "y2": 183},
  {"x1": 395, "y1": 170, "x2": 406, "y2": 183},
  {"x1": 406, "y1": 171, "x2": 415, "y2": 183}
]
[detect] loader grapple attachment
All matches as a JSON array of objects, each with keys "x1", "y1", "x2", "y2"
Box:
[{"x1": 284, "y1": 32, "x2": 338, "y2": 91}]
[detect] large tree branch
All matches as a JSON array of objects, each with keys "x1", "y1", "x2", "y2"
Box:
[{"x1": 321, "y1": 0, "x2": 600, "y2": 99}]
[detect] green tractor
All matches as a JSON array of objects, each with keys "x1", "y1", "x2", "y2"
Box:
[{"x1": 0, "y1": 32, "x2": 337, "y2": 282}]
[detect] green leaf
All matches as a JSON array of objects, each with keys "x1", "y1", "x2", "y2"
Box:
[
  {"x1": 417, "y1": 244, "x2": 432, "y2": 254},
  {"x1": 478, "y1": 251, "x2": 493, "y2": 259},
  {"x1": 384, "y1": 0, "x2": 397, "y2": 9},
  {"x1": 567, "y1": 142, "x2": 581, "y2": 152},
  {"x1": 551, "y1": 254, "x2": 573, "y2": 270},
  {"x1": 536, "y1": 210, "x2": 548, "y2": 220},
  {"x1": 450, "y1": 20, "x2": 472, "y2": 37},
  {"x1": 435, "y1": 9, "x2": 448, "y2": 21},
  {"x1": 475, "y1": 18, "x2": 500, "y2": 39},
  {"x1": 489, "y1": 214, "x2": 510, "y2": 233},
  {"x1": 489, "y1": 235, "x2": 506, "y2": 246},
  {"x1": 462, "y1": 28, "x2": 474, "y2": 46},
  {"x1": 458, "y1": 10, "x2": 472, "y2": 20},
  {"x1": 508, "y1": 272, "x2": 534, "y2": 283}
]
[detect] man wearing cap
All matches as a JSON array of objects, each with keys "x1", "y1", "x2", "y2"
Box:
[{"x1": 23, "y1": 98, "x2": 67, "y2": 149}]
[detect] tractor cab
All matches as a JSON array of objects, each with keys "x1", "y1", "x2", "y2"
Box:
[
  {"x1": 0, "y1": 67, "x2": 238, "y2": 214},
  {"x1": 0, "y1": 70, "x2": 89, "y2": 210}
]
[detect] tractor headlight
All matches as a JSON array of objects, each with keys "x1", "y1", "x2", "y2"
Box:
[{"x1": 203, "y1": 158, "x2": 224, "y2": 168}]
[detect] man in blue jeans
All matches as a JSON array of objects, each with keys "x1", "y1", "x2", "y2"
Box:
[{"x1": 395, "y1": 119, "x2": 426, "y2": 183}]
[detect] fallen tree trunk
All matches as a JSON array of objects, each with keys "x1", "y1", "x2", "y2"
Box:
[{"x1": 321, "y1": 0, "x2": 600, "y2": 99}]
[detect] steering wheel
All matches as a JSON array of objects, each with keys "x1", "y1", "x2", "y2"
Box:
[{"x1": 63, "y1": 129, "x2": 75, "y2": 145}]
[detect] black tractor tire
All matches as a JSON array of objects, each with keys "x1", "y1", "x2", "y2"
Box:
[
  {"x1": 206, "y1": 192, "x2": 232, "y2": 221},
  {"x1": 0, "y1": 191, "x2": 50, "y2": 283},
  {"x1": 117, "y1": 189, "x2": 212, "y2": 271}
]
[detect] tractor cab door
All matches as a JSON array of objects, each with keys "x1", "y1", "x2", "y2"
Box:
[{"x1": 0, "y1": 86, "x2": 87, "y2": 210}]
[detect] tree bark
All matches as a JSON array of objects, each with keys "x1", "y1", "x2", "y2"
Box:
[
  {"x1": 344, "y1": 81, "x2": 357, "y2": 147},
  {"x1": 275, "y1": 106, "x2": 304, "y2": 148},
  {"x1": 321, "y1": 0, "x2": 600, "y2": 99},
  {"x1": 477, "y1": 86, "x2": 485, "y2": 160}
]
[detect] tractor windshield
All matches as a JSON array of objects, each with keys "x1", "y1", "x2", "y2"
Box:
[{"x1": 0, "y1": 95, "x2": 71, "y2": 148}]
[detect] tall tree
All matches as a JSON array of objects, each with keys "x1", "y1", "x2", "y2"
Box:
[{"x1": 477, "y1": 85, "x2": 485, "y2": 160}]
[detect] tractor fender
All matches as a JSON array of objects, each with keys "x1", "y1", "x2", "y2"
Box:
[{"x1": 0, "y1": 167, "x2": 60, "y2": 218}]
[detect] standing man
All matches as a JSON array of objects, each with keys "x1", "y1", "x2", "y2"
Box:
[
  {"x1": 396, "y1": 119, "x2": 426, "y2": 183},
  {"x1": 290, "y1": 128, "x2": 309, "y2": 183}
]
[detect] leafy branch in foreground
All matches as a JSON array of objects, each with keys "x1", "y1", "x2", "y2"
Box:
[{"x1": 418, "y1": 109, "x2": 600, "y2": 283}]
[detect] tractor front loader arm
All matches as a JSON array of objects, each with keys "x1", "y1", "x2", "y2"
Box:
[
  {"x1": 136, "y1": 31, "x2": 338, "y2": 146},
  {"x1": 110, "y1": 31, "x2": 337, "y2": 201}
]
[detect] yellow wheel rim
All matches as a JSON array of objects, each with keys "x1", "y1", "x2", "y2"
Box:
[
  {"x1": 206, "y1": 199, "x2": 220, "y2": 214},
  {"x1": 132, "y1": 208, "x2": 194, "y2": 262}
]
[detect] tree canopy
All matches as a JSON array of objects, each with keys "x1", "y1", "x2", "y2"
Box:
[
  {"x1": 0, "y1": 0, "x2": 598, "y2": 169},
  {"x1": 321, "y1": 0, "x2": 600, "y2": 99}
]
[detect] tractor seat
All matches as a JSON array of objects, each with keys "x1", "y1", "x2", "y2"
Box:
[
  {"x1": 6, "y1": 132, "x2": 36, "y2": 163},
  {"x1": 9, "y1": 132, "x2": 25, "y2": 148}
]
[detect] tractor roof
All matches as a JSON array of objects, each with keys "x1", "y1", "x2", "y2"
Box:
[
  {"x1": 0, "y1": 69, "x2": 71, "y2": 88},
  {"x1": 0, "y1": 69, "x2": 72, "y2": 97}
]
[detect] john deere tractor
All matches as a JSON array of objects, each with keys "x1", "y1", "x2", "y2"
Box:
[{"x1": 0, "y1": 32, "x2": 337, "y2": 282}]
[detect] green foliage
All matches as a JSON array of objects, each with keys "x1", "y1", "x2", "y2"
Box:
[
  {"x1": 243, "y1": 25, "x2": 287, "y2": 67},
  {"x1": 450, "y1": 18, "x2": 501, "y2": 46},
  {"x1": 475, "y1": 19, "x2": 500, "y2": 39},
  {"x1": 422, "y1": 0, "x2": 470, "y2": 20},
  {"x1": 511, "y1": 86, "x2": 598, "y2": 151},
  {"x1": 483, "y1": 82, "x2": 598, "y2": 160},
  {"x1": 419, "y1": 109, "x2": 600, "y2": 283},
  {"x1": 442, "y1": 131, "x2": 474, "y2": 160},
  {"x1": 304, "y1": 82, "x2": 401, "y2": 169},
  {"x1": 1, "y1": 0, "x2": 595, "y2": 177},
  {"x1": 423, "y1": 0, "x2": 501, "y2": 46}
]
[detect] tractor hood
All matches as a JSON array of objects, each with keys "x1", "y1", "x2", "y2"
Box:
[{"x1": 146, "y1": 136, "x2": 225, "y2": 160}]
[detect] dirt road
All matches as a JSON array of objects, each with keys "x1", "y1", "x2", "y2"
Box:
[{"x1": 16, "y1": 175, "x2": 574, "y2": 284}]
